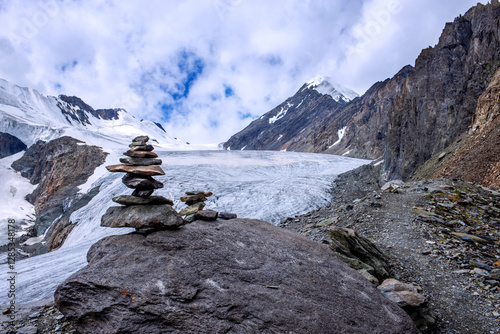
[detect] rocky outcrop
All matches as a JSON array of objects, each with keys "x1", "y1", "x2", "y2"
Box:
[
  {"x1": 57, "y1": 95, "x2": 120, "y2": 126},
  {"x1": 412, "y1": 66, "x2": 500, "y2": 189},
  {"x1": 329, "y1": 227, "x2": 390, "y2": 284},
  {"x1": 223, "y1": 80, "x2": 351, "y2": 151},
  {"x1": 55, "y1": 218, "x2": 418, "y2": 334},
  {"x1": 11, "y1": 136, "x2": 107, "y2": 238},
  {"x1": 385, "y1": 2, "x2": 500, "y2": 180},
  {"x1": 0, "y1": 132, "x2": 27, "y2": 158}
]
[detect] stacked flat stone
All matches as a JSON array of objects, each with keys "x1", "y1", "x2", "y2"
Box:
[
  {"x1": 179, "y1": 191, "x2": 219, "y2": 222},
  {"x1": 100, "y1": 136, "x2": 184, "y2": 230}
]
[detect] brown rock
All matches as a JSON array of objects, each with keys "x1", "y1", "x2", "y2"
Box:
[
  {"x1": 119, "y1": 157, "x2": 162, "y2": 166},
  {"x1": 106, "y1": 164, "x2": 165, "y2": 176},
  {"x1": 101, "y1": 205, "x2": 184, "y2": 229},
  {"x1": 123, "y1": 150, "x2": 158, "y2": 158},
  {"x1": 329, "y1": 227, "x2": 390, "y2": 279},
  {"x1": 378, "y1": 279, "x2": 425, "y2": 308},
  {"x1": 55, "y1": 219, "x2": 419, "y2": 334},
  {"x1": 181, "y1": 192, "x2": 213, "y2": 205},
  {"x1": 112, "y1": 195, "x2": 173, "y2": 206}
]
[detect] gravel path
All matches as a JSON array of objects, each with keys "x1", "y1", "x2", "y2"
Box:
[{"x1": 280, "y1": 164, "x2": 500, "y2": 333}]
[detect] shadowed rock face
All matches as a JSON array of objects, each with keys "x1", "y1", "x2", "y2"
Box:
[
  {"x1": 385, "y1": 2, "x2": 500, "y2": 180},
  {"x1": 55, "y1": 219, "x2": 418, "y2": 334},
  {"x1": 0, "y1": 132, "x2": 27, "y2": 158},
  {"x1": 412, "y1": 67, "x2": 500, "y2": 189}
]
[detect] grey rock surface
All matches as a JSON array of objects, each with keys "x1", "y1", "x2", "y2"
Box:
[
  {"x1": 100, "y1": 205, "x2": 184, "y2": 229},
  {"x1": 55, "y1": 219, "x2": 418, "y2": 334}
]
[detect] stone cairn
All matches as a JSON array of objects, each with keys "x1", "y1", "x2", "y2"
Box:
[
  {"x1": 100, "y1": 135, "x2": 238, "y2": 230},
  {"x1": 178, "y1": 191, "x2": 238, "y2": 222},
  {"x1": 101, "y1": 136, "x2": 184, "y2": 230}
]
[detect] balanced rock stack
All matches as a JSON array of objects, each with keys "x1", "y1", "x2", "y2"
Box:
[
  {"x1": 179, "y1": 191, "x2": 218, "y2": 223},
  {"x1": 101, "y1": 136, "x2": 184, "y2": 230},
  {"x1": 179, "y1": 191, "x2": 239, "y2": 222}
]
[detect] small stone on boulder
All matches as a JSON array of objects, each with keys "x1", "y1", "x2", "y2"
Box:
[
  {"x1": 219, "y1": 212, "x2": 237, "y2": 220},
  {"x1": 101, "y1": 205, "x2": 184, "y2": 229},
  {"x1": 194, "y1": 209, "x2": 218, "y2": 221},
  {"x1": 129, "y1": 144, "x2": 154, "y2": 151},
  {"x1": 132, "y1": 189, "x2": 155, "y2": 197},
  {"x1": 329, "y1": 227, "x2": 390, "y2": 279}
]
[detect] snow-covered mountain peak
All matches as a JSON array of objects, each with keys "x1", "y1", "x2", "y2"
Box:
[
  {"x1": 0, "y1": 78, "x2": 201, "y2": 150},
  {"x1": 305, "y1": 75, "x2": 359, "y2": 102}
]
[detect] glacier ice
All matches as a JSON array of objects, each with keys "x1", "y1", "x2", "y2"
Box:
[{"x1": 0, "y1": 150, "x2": 369, "y2": 305}]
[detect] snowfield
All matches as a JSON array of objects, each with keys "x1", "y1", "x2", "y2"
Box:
[{"x1": 0, "y1": 150, "x2": 369, "y2": 304}]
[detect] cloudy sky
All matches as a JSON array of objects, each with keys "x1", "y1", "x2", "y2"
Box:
[{"x1": 0, "y1": 0, "x2": 481, "y2": 145}]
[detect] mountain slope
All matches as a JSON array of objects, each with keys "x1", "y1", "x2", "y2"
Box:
[
  {"x1": 224, "y1": 1, "x2": 500, "y2": 184},
  {"x1": 385, "y1": 2, "x2": 500, "y2": 180},
  {"x1": 223, "y1": 78, "x2": 358, "y2": 151},
  {"x1": 296, "y1": 65, "x2": 414, "y2": 158}
]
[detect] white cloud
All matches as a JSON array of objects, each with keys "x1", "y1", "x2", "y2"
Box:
[{"x1": 0, "y1": 0, "x2": 482, "y2": 145}]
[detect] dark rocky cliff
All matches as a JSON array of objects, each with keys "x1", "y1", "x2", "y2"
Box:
[
  {"x1": 412, "y1": 66, "x2": 500, "y2": 189},
  {"x1": 0, "y1": 132, "x2": 27, "y2": 158},
  {"x1": 385, "y1": 2, "x2": 500, "y2": 180}
]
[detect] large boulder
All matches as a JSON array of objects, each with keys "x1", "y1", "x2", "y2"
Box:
[{"x1": 55, "y1": 219, "x2": 418, "y2": 334}]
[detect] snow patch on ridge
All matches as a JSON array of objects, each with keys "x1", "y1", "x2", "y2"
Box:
[
  {"x1": 329, "y1": 126, "x2": 347, "y2": 148},
  {"x1": 269, "y1": 103, "x2": 293, "y2": 124},
  {"x1": 305, "y1": 76, "x2": 359, "y2": 102}
]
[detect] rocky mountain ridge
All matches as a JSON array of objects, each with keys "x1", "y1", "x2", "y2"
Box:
[
  {"x1": 224, "y1": 1, "x2": 500, "y2": 185},
  {"x1": 222, "y1": 78, "x2": 356, "y2": 151}
]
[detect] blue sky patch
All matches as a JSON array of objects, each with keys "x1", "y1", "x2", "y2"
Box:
[
  {"x1": 60, "y1": 60, "x2": 78, "y2": 72},
  {"x1": 224, "y1": 85, "x2": 234, "y2": 97}
]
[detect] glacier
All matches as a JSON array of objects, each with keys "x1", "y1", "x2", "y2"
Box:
[{"x1": 0, "y1": 150, "x2": 369, "y2": 305}]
